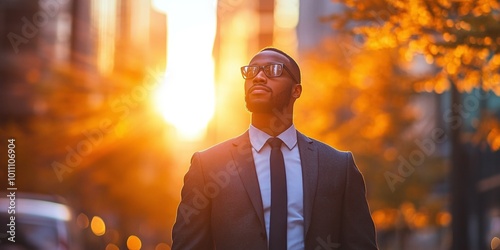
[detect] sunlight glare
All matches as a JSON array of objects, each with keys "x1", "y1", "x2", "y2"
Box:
[
  {"x1": 275, "y1": 0, "x2": 299, "y2": 29},
  {"x1": 153, "y1": 0, "x2": 217, "y2": 140},
  {"x1": 151, "y1": 0, "x2": 168, "y2": 13}
]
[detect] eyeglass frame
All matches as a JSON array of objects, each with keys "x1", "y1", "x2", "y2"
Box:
[{"x1": 240, "y1": 63, "x2": 300, "y2": 84}]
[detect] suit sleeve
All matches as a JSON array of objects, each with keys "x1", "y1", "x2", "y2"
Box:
[
  {"x1": 171, "y1": 152, "x2": 214, "y2": 250},
  {"x1": 341, "y1": 152, "x2": 378, "y2": 249}
]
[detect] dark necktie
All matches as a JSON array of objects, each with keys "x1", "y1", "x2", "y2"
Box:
[{"x1": 267, "y1": 138, "x2": 287, "y2": 250}]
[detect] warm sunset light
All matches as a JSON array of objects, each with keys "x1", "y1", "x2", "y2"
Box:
[
  {"x1": 152, "y1": 0, "x2": 217, "y2": 140},
  {"x1": 275, "y1": 0, "x2": 299, "y2": 29},
  {"x1": 91, "y1": 0, "x2": 117, "y2": 75},
  {"x1": 1, "y1": 0, "x2": 499, "y2": 249}
]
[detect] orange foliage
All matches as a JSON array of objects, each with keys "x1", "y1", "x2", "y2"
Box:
[
  {"x1": 296, "y1": 38, "x2": 451, "y2": 213},
  {"x1": 329, "y1": 0, "x2": 500, "y2": 95}
]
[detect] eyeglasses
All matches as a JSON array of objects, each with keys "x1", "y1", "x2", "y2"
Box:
[{"x1": 240, "y1": 63, "x2": 299, "y2": 83}]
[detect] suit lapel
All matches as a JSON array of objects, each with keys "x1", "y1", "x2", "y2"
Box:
[
  {"x1": 230, "y1": 131, "x2": 319, "y2": 237},
  {"x1": 297, "y1": 132, "x2": 318, "y2": 236},
  {"x1": 230, "y1": 131, "x2": 266, "y2": 233}
]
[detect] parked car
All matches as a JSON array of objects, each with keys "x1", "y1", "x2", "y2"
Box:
[{"x1": 0, "y1": 193, "x2": 83, "y2": 250}]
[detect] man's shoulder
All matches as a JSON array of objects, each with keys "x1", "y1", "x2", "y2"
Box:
[
  {"x1": 298, "y1": 132, "x2": 350, "y2": 156},
  {"x1": 299, "y1": 133, "x2": 356, "y2": 169},
  {"x1": 197, "y1": 131, "x2": 249, "y2": 155}
]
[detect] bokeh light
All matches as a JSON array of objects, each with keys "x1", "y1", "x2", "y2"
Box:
[
  {"x1": 127, "y1": 235, "x2": 142, "y2": 250},
  {"x1": 90, "y1": 216, "x2": 106, "y2": 236},
  {"x1": 436, "y1": 212, "x2": 452, "y2": 227},
  {"x1": 76, "y1": 213, "x2": 90, "y2": 229},
  {"x1": 105, "y1": 243, "x2": 120, "y2": 250},
  {"x1": 155, "y1": 243, "x2": 171, "y2": 250},
  {"x1": 492, "y1": 237, "x2": 500, "y2": 250}
]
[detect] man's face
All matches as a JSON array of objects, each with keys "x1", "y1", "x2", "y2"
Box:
[{"x1": 244, "y1": 50, "x2": 299, "y2": 114}]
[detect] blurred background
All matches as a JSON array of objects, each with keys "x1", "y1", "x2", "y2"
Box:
[{"x1": 0, "y1": 0, "x2": 499, "y2": 249}]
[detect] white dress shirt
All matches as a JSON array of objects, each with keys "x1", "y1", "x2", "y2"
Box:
[{"x1": 249, "y1": 124, "x2": 305, "y2": 250}]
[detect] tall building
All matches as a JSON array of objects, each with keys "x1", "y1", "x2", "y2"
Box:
[
  {"x1": 296, "y1": 0, "x2": 341, "y2": 53},
  {"x1": 0, "y1": 0, "x2": 72, "y2": 127},
  {"x1": 0, "y1": 0, "x2": 165, "y2": 124}
]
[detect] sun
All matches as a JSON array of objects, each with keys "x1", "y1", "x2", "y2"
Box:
[
  {"x1": 154, "y1": 70, "x2": 215, "y2": 140},
  {"x1": 152, "y1": 0, "x2": 217, "y2": 140}
]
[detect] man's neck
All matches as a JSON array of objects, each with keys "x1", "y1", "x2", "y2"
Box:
[{"x1": 251, "y1": 112, "x2": 293, "y2": 136}]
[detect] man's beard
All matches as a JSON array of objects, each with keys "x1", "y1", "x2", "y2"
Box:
[{"x1": 245, "y1": 85, "x2": 292, "y2": 114}]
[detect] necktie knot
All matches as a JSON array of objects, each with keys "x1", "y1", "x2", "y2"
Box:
[{"x1": 268, "y1": 138, "x2": 282, "y2": 149}]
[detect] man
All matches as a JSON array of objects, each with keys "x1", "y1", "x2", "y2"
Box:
[{"x1": 172, "y1": 47, "x2": 378, "y2": 250}]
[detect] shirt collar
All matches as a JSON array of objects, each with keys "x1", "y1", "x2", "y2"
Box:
[{"x1": 249, "y1": 124, "x2": 297, "y2": 152}]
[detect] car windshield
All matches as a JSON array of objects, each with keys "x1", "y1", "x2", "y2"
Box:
[{"x1": 1, "y1": 214, "x2": 62, "y2": 250}]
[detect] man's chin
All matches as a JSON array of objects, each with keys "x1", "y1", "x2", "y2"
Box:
[{"x1": 246, "y1": 102, "x2": 274, "y2": 114}]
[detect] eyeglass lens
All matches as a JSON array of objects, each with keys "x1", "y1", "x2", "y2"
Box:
[{"x1": 242, "y1": 64, "x2": 283, "y2": 79}]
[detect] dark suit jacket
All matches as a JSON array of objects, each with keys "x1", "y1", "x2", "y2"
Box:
[{"x1": 172, "y1": 131, "x2": 378, "y2": 250}]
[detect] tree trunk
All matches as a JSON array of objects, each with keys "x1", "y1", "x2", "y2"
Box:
[{"x1": 450, "y1": 81, "x2": 469, "y2": 250}]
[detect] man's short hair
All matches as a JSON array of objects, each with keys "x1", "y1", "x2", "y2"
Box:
[{"x1": 260, "y1": 47, "x2": 301, "y2": 84}]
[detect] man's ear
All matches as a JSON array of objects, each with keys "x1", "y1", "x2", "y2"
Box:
[{"x1": 292, "y1": 84, "x2": 302, "y2": 99}]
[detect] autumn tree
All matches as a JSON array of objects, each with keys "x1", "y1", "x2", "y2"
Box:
[
  {"x1": 297, "y1": 36, "x2": 449, "y2": 249},
  {"x1": 326, "y1": 0, "x2": 500, "y2": 94}
]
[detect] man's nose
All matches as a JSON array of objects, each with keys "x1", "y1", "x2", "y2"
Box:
[{"x1": 252, "y1": 70, "x2": 267, "y2": 84}]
